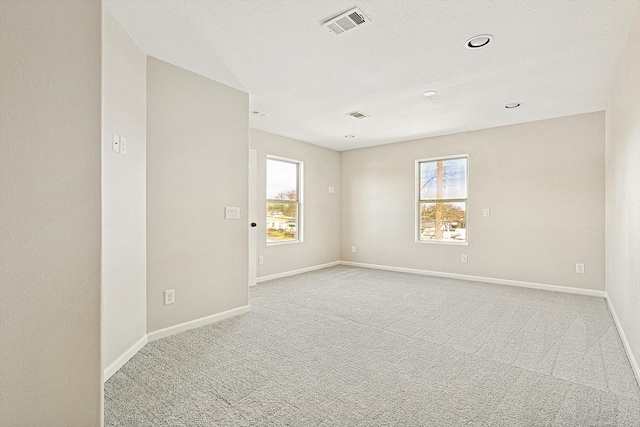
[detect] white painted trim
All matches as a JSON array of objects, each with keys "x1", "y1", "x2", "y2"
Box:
[
  {"x1": 147, "y1": 305, "x2": 252, "y2": 342},
  {"x1": 255, "y1": 261, "x2": 341, "y2": 284},
  {"x1": 415, "y1": 155, "x2": 469, "y2": 244},
  {"x1": 340, "y1": 261, "x2": 607, "y2": 298},
  {"x1": 605, "y1": 294, "x2": 640, "y2": 386},
  {"x1": 103, "y1": 334, "x2": 148, "y2": 382}
]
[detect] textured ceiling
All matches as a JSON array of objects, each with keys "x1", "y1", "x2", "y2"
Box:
[{"x1": 106, "y1": 0, "x2": 640, "y2": 151}]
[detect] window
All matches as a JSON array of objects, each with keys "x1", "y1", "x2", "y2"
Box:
[
  {"x1": 266, "y1": 156, "x2": 303, "y2": 244},
  {"x1": 417, "y1": 155, "x2": 468, "y2": 243}
]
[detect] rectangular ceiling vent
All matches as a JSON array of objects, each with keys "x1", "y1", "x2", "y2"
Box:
[
  {"x1": 322, "y1": 7, "x2": 370, "y2": 35},
  {"x1": 346, "y1": 111, "x2": 369, "y2": 119}
]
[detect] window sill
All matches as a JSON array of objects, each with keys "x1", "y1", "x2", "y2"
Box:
[
  {"x1": 415, "y1": 240, "x2": 468, "y2": 246},
  {"x1": 267, "y1": 240, "x2": 303, "y2": 247}
]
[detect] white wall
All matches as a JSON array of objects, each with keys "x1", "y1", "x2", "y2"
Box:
[
  {"x1": 251, "y1": 129, "x2": 341, "y2": 278},
  {"x1": 0, "y1": 1, "x2": 102, "y2": 425},
  {"x1": 605, "y1": 15, "x2": 640, "y2": 377},
  {"x1": 147, "y1": 57, "x2": 249, "y2": 333},
  {"x1": 102, "y1": 9, "x2": 147, "y2": 378},
  {"x1": 341, "y1": 112, "x2": 605, "y2": 291}
]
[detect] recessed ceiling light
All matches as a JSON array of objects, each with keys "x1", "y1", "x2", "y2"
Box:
[
  {"x1": 423, "y1": 90, "x2": 437, "y2": 97},
  {"x1": 345, "y1": 135, "x2": 355, "y2": 138},
  {"x1": 465, "y1": 34, "x2": 493, "y2": 49},
  {"x1": 505, "y1": 102, "x2": 521, "y2": 109}
]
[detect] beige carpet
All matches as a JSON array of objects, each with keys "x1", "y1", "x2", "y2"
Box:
[{"x1": 105, "y1": 266, "x2": 640, "y2": 426}]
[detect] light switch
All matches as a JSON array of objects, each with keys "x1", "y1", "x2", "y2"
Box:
[
  {"x1": 225, "y1": 207, "x2": 240, "y2": 219},
  {"x1": 483, "y1": 208, "x2": 491, "y2": 217}
]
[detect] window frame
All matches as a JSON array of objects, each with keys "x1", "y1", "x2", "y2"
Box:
[
  {"x1": 266, "y1": 155, "x2": 304, "y2": 246},
  {"x1": 415, "y1": 154, "x2": 469, "y2": 245}
]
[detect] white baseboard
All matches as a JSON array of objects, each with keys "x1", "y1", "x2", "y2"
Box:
[
  {"x1": 340, "y1": 261, "x2": 607, "y2": 298},
  {"x1": 147, "y1": 305, "x2": 252, "y2": 342},
  {"x1": 255, "y1": 261, "x2": 341, "y2": 285},
  {"x1": 103, "y1": 334, "x2": 148, "y2": 382},
  {"x1": 103, "y1": 264, "x2": 637, "y2": 389},
  {"x1": 605, "y1": 294, "x2": 640, "y2": 386}
]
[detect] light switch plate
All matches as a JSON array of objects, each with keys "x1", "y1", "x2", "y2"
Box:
[{"x1": 225, "y1": 207, "x2": 240, "y2": 219}]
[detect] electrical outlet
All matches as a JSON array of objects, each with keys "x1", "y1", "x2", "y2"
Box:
[
  {"x1": 351, "y1": 246, "x2": 356, "y2": 253},
  {"x1": 328, "y1": 186, "x2": 335, "y2": 193},
  {"x1": 461, "y1": 254, "x2": 468, "y2": 263},
  {"x1": 164, "y1": 289, "x2": 175, "y2": 305},
  {"x1": 576, "y1": 264, "x2": 585, "y2": 274},
  {"x1": 258, "y1": 256, "x2": 264, "y2": 265}
]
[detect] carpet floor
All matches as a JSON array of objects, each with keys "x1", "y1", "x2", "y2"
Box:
[{"x1": 104, "y1": 266, "x2": 640, "y2": 426}]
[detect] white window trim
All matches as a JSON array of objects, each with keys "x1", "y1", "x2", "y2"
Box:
[
  {"x1": 266, "y1": 155, "x2": 304, "y2": 246},
  {"x1": 415, "y1": 154, "x2": 469, "y2": 245}
]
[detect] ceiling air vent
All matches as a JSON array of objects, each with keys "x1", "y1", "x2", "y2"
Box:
[
  {"x1": 322, "y1": 7, "x2": 370, "y2": 35},
  {"x1": 346, "y1": 111, "x2": 369, "y2": 119}
]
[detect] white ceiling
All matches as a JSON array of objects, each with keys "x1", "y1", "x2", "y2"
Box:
[{"x1": 106, "y1": 0, "x2": 640, "y2": 151}]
